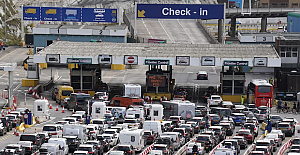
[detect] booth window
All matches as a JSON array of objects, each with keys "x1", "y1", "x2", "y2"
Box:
[
  {"x1": 37, "y1": 105, "x2": 42, "y2": 111},
  {"x1": 131, "y1": 136, "x2": 135, "y2": 142},
  {"x1": 154, "y1": 110, "x2": 159, "y2": 116},
  {"x1": 28, "y1": 65, "x2": 36, "y2": 71},
  {"x1": 96, "y1": 108, "x2": 101, "y2": 114}
]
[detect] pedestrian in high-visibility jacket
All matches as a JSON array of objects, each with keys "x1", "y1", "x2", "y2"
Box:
[
  {"x1": 269, "y1": 77, "x2": 273, "y2": 85},
  {"x1": 241, "y1": 95, "x2": 244, "y2": 105}
]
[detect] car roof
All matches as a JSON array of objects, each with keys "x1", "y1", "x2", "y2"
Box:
[
  {"x1": 209, "y1": 126, "x2": 222, "y2": 129},
  {"x1": 232, "y1": 136, "x2": 244, "y2": 139},
  {"x1": 211, "y1": 95, "x2": 221, "y2": 97},
  {"x1": 79, "y1": 144, "x2": 94, "y2": 147},
  {"x1": 154, "y1": 144, "x2": 168, "y2": 147}
]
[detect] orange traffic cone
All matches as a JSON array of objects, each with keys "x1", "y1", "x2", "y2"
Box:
[
  {"x1": 56, "y1": 104, "x2": 58, "y2": 111},
  {"x1": 62, "y1": 106, "x2": 65, "y2": 113},
  {"x1": 16, "y1": 130, "x2": 19, "y2": 136},
  {"x1": 14, "y1": 128, "x2": 17, "y2": 135},
  {"x1": 72, "y1": 108, "x2": 75, "y2": 114},
  {"x1": 49, "y1": 102, "x2": 52, "y2": 109}
]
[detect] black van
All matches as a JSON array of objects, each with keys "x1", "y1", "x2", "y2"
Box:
[{"x1": 68, "y1": 93, "x2": 90, "y2": 111}]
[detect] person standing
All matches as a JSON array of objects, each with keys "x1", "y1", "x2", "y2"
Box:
[
  {"x1": 269, "y1": 77, "x2": 273, "y2": 85},
  {"x1": 241, "y1": 95, "x2": 244, "y2": 105},
  {"x1": 0, "y1": 41, "x2": 3, "y2": 50}
]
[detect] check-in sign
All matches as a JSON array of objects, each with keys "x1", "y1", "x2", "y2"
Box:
[
  {"x1": 137, "y1": 4, "x2": 224, "y2": 19},
  {"x1": 67, "y1": 58, "x2": 92, "y2": 64}
]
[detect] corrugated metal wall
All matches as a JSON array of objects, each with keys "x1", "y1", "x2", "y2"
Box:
[{"x1": 34, "y1": 34, "x2": 127, "y2": 53}]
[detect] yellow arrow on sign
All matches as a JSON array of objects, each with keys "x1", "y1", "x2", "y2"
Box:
[{"x1": 138, "y1": 10, "x2": 145, "y2": 17}]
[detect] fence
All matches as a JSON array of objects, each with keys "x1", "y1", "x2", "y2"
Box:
[
  {"x1": 196, "y1": 19, "x2": 219, "y2": 44},
  {"x1": 208, "y1": 140, "x2": 225, "y2": 155},
  {"x1": 175, "y1": 137, "x2": 197, "y2": 155},
  {"x1": 277, "y1": 138, "x2": 293, "y2": 155}
]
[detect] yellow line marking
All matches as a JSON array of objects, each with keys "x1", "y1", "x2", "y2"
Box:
[
  {"x1": 0, "y1": 134, "x2": 14, "y2": 142},
  {"x1": 0, "y1": 48, "x2": 19, "y2": 61}
]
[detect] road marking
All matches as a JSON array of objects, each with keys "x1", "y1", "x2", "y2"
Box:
[
  {"x1": 13, "y1": 83, "x2": 22, "y2": 91},
  {"x1": 35, "y1": 117, "x2": 56, "y2": 126},
  {"x1": 187, "y1": 72, "x2": 194, "y2": 74},
  {"x1": 158, "y1": 19, "x2": 174, "y2": 43},
  {"x1": 0, "y1": 73, "x2": 7, "y2": 78},
  {"x1": 0, "y1": 134, "x2": 14, "y2": 142},
  {"x1": 177, "y1": 19, "x2": 195, "y2": 44},
  {"x1": 142, "y1": 19, "x2": 153, "y2": 39},
  {"x1": 0, "y1": 48, "x2": 19, "y2": 61}
]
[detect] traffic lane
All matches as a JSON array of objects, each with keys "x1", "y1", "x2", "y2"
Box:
[
  {"x1": 159, "y1": 19, "x2": 192, "y2": 44},
  {"x1": 0, "y1": 46, "x2": 19, "y2": 60}
]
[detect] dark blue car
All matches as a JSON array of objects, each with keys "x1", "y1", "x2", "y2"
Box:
[
  {"x1": 231, "y1": 113, "x2": 246, "y2": 126},
  {"x1": 209, "y1": 114, "x2": 221, "y2": 125}
]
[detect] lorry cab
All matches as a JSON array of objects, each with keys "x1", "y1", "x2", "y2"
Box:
[
  {"x1": 91, "y1": 102, "x2": 106, "y2": 119},
  {"x1": 109, "y1": 96, "x2": 143, "y2": 108},
  {"x1": 56, "y1": 85, "x2": 74, "y2": 105},
  {"x1": 69, "y1": 93, "x2": 90, "y2": 111}
]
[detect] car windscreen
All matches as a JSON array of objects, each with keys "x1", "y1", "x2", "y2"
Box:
[
  {"x1": 78, "y1": 147, "x2": 92, "y2": 152},
  {"x1": 172, "y1": 129, "x2": 184, "y2": 135},
  {"x1": 271, "y1": 116, "x2": 281, "y2": 119},
  {"x1": 248, "y1": 105, "x2": 256, "y2": 108},
  {"x1": 265, "y1": 135, "x2": 277, "y2": 139},
  {"x1": 293, "y1": 139, "x2": 300, "y2": 144},
  {"x1": 64, "y1": 119, "x2": 75, "y2": 122},
  {"x1": 103, "y1": 136, "x2": 111, "y2": 140},
  {"x1": 210, "y1": 116, "x2": 219, "y2": 119},
  {"x1": 20, "y1": 135, "x2": 36, "y2": 141},
  {"x1": 62, "y1": 91, "x2": 73, "y2": 96},
  {"x1": 212, "y1": 97, "x2": 221, "y2": 100},
  {"x1": 117, "y1": 146, "x2": 130, "y2": 151},
  {"x1": 255, "y1": 148, "x2": 267, "y2": 153},
  {"x1": 6, "y1": 146, "x2": 20, "y2": 150},
  {"x1": 144, "y1": 132, "x2": 151, "y2": 136},
  {"x1": 260, "y1": 111, "x2": 267, "y2": 114},
  {"x1": 257, "y1": 86, "x2": 271, "y2": 93},
  {"x1": 66, "y1": 138, "x2": 75, "y2": 144},
  {"x1": 238, "y1": 131, "x2": 250, "y2": 135},
  {"x1": 43, "y1": 126, "x2": 56, "y2": 131},
  {"x1": 38, "y1": 134, "x2": 45, "y2": 139},
  {"x1": 124, "y1": 120, "x2": 137, "y2": 123}
]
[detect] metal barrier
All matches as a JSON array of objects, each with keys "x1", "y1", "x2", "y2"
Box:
[
  {"x1": 243, "y1": 135, "x2": 264, "y2": 155},
  {"x1": 208, "y1": 140, "x2": 225, "y2": 155},
  {"x1": 104, "y1": 146, "x2": 117, "y2": 155},
  {"x1": 196, "y1": 19, "x2": 219, "y2": 44},
  {"x1": 277, "y1": 138, "x2": 293, "y2": 155},
  {"x1": 139, "y1": 143, "x2": 155, "y2": 155},
  {"x1": 175, "y1": 137, "x2": 197, "y2": 155}
]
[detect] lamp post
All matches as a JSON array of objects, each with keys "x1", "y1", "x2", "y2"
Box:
[{"x1": 4, "y1": 0, "x2": 7, "y2": 46}]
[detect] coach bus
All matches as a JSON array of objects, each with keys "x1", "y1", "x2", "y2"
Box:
[{"x1": 247, "y1": 79, "x2": 273, "y2": 107}]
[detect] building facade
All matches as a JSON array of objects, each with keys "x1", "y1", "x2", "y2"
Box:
[{"x1": 259, "y1": 0, "x2": 300, "y2": 8}]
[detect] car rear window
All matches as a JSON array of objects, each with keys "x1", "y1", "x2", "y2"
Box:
[
  {"x1": 104, "y1": 131, "x2": 115, "y2": 134},
  {"x1": 43, "y1": 126, "x2": 56, "y2": 131},
  {"x1": 197, "y1": 136, "x2": 209, "y2": 141},
  {"x1": 172, "y1": 129, "x2": 184, "y2": 135},
  {"x1": 212, "y1": 97, "x2": 221, "y2": 100},
  {"x1": 256, "y1": 142, "x2": 270, "y2": 146},
  {"x1": 92, "y1": 121, "x2": 104, "y2": 124},
  {"x1": 117, "y1": 146, "x2": 130, "y2": 151},
  {"x1": 20, "y1": 135, "x2": 36, "y2": 141},
  {"x1": 278, "y1": 124, "x2": 290, "y2": 127},
  {"x1": 293, "y1": 139, "x2": 300, "y2": 144},
  {"x1": 238, "y1": 131, "x2": 250, "y2": 135},
  {"x1": 153, "y1": 146, "x2": 166, "y2": 151},
  {"x1": 78, "y1": 147, "x2": 92, "y2": 152},
  {"x1": 62, "y1": 91, "x2": 73, "y2": 96},
  {"x1": 124, "y1": 120, "x2": 137, "y2": 123}
]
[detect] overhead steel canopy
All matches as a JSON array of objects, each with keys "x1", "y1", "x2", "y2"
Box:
[{"x1": 33, "y1": 41, "x2": 281, "y2": 67}]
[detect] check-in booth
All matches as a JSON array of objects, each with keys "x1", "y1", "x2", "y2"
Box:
[
  {"x1": 91, "y1": 102, "x2": 106, "y2": 119},
  {"x1": 34, "y1": 99, "x2": 50, "y2": 123}
]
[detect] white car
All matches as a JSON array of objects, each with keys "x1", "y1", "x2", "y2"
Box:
[
  {"x1": 207, "y1": 95, "x2": 222, "y2": 106},
  {"x1": 102, "y1": 134, "x2": 118, "y2": 147},
  {"x1": 70, "y1": 114, "x2": 86, "y2": 124},
  {"x1": 42, "y1": 124, "x2": 63, "y2": 138},
  {"x1": 91, "y1": 119, "x2": 109, "y2": 129},
  {"x1": 186, "y1": 143, "x2": 204, "y2": 155},
  {"x1": 86, "y1": 124, "x2": 99, "y2": 140},
  {"x1": 104, "y1": 129, "x2": 119, "y2": 138},
  {"x1": 221, "y1": 101, "x2": 234, "y2": 108},
  {"x1": 123, "y1": 119, "x2": 139, "y2": 128},
  {"x1": 93, "y1": 92, "x2": 108, "y2": 101}
]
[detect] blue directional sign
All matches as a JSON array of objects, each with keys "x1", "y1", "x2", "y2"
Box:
[
  {"x1": 41, "y1": 7, "x2": 61, "y2": 21},
  {"x1": 137, "y1": 4, "x2": 224, "y2": 19},
  {"x1": 81, "y1": 8, "x2": 117, "y2": 23},
  {"x1": 62, "y1": 8, "x2": 81, "y2": 22},
  {"x1": 23, "y1": 6, "x2": 40, "y2": 21}
]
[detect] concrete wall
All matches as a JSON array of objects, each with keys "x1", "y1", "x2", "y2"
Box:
[{"x1": 33, "y1": 34, "x2": 127, "y2": 53}]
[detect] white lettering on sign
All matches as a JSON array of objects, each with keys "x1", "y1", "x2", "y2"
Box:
[
  {"x1": 161, "y1": 8, "x2": 208, "y2": 16},
  {"x1": 162, "y1": 8, "x2": 191, "y2": 16}
]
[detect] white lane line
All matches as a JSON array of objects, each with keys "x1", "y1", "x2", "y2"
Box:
[
  {"x1": 142, "y1": 19, "x2": 153, "y2": 39},
  {"x1": 177, "y1": 19, "x2": 195, "y2": 44},
  {"x1": 158, "y1": 19, "x2": 174, "y2": 43},
  {"x1": 13, "y1": 83, "x2": 22, "y2": 91},
  {"x1": 187, "y1": 72, "x2": 194, "y2": 74},
  {"x1": 35, "y1": 117, "x2": 56, "y2": 126},
  {"x1": 0, "y1": 73, "x2": 7, "y2": 78}
]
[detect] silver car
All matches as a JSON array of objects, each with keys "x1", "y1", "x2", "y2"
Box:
[
  {"x1": 265, "y1": 134, "x2": 282, "y2": 147},
  {"x1": 254, "y1": 110, "x2": 268, "y2": 123}
]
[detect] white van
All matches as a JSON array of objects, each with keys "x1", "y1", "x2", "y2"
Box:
[
  {"x1": 295, "y1": 125, "x2": 300, "y2": 138},
  {"x1": 42, "y1": 124, "x2": 63, "y2": 138},
  {"x1": 48, "y1": 138, "x2": 68, "y2": 155},
  {"x1": 213, "y1": 148, "x2": 234, "y2": 155},
  {"x1": 119, "y1": 129, "x2": 145, "y2": 151},
  {"x1": 91, "y1": 102, "x2": 106, "y2": 119},
  {"x1": 143, "y1": 121, "x2": 162, "y2": 135},
  {"x1": 63, "y1": 124, "x2": 87, "y2": 144},
  {"x1": 161, "y1": 132, "x2": 181, "y2": 147},
  {"x1": 40, "y1": 143, "x2": 62, "y2": 155},
  {"x1": 150, "y1": 104, "x2": 164, "y2": 122}
]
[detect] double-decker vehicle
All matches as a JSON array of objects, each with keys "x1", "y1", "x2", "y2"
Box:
[{"x1": 247, "y1": 79, "x2": 273, "y2": 108}]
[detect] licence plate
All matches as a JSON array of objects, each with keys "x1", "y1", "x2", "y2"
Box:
[
  {"x1": 201, "y1": 143, "x2": 204, "y2": 145},
  {"x1": 281, "y1": 128, "x2": 286, "y2": 130},
  {"x1": 214, "y1": 120, "x2": 218, "y2": 121},
  {"x1": 215, "y1": 101, "x2": 219, "y2": 103},
  {"x1": 226, "y1": 106, "x2": 231, "y2": 108}
]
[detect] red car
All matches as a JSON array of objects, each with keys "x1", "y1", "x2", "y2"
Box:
[{"x1": 236, "y1": 129, "x2": 254, "y2": 144}]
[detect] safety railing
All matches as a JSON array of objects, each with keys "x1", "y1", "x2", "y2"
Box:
[
  {"x1": 175, "y1": 137, "x2": 197, "y2": 155},
  {"x1": 208, "y1": 140, "x2": 225, "y2": 155},
  {"x1": 277, "y1": 138, "x2": 293, "y2": 155},
  {"x1": 139, "y1": 143, "x2": 155, "y2": 155},
  {"x1": 243, "y1": 135, "x2": 264, "y2": 155}
]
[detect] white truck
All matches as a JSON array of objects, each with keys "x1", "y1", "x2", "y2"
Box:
[
  {"x1": 143, "y1": 121, "x2": 162, "y2": 136},
  {"x1": 125, "y1": 107, "x2": 144, "y2": 122},
  {"x1": 119, "y1": 129, "x2": 145, "y2": 152},
  {"x1": 123, "y1": 84, "x2": 141, "y2": 98},
  {"x1": 161, "y1": 100, "x2": 195, "y2": 119},
  {"x1": 149, "y1": 104, "x2": 164, "y2": 122},
  {"x1": 91, "y1": 102, "x2": 106, "y2": 119},
  {"x1": 63, "y1": 124, "x2": 87, "y2": 143}
]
